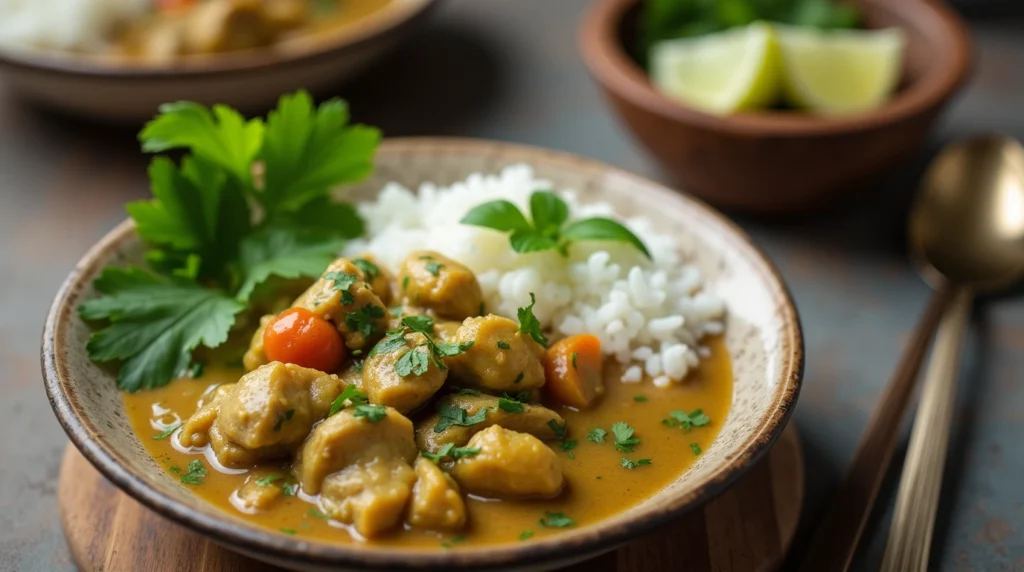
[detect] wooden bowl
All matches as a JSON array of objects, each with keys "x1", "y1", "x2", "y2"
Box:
[
  {"x1": 42, "y1": 139, "x2": 803, "y2": 571},
  {"x1": 0, "y1": 0, "x2": 438, "y2": 122},
  {"x1": 579, "y1": 0, "x2": 972, "y2": 213}
]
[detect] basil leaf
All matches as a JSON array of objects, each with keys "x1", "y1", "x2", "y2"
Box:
[
  {"x1": 460, "y1": 200, "x2": 533, "y2": 233},
  {"x1": 509, "y1": 231, "x2": 560, "y2": 254},
  {"x1": 529, "y1": 191, "x2": 569, "y2": 234},
  {"x1": 561, "y1": 218, "x2": 651, "y2": 259}
]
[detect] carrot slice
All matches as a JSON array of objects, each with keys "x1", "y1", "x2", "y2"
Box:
[{"x1": 543, "y1": 334, "x2": 604, "y2": 409}]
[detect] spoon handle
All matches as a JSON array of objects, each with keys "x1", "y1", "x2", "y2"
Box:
[
  {"x1": 881, "y1": 288, "x2": 972, "y2": 572},
  {"x1": 796, "y1": 289, "x2": 952, "y2": 572}
]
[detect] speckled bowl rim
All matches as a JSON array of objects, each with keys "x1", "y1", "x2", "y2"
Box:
[
  {"x1": 42, "y1": 137, "x2": 804, "y2": 570},
  {"x1": 578, "y1": 0, "x2": 972, "y2": 137},
  {"x1": 0, "y1": 0, "x2": 439, "y2": 79}
]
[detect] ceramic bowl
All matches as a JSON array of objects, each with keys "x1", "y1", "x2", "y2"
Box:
[
  {"x1": 0, "y1": 0, "x2": 437, "y2": 122},
  {"x1": 42, "y1": 138, "x2": 803, "y2": 571},
  {"x1": 579, "y1": 0, "x2": 972, "y2": 213}
]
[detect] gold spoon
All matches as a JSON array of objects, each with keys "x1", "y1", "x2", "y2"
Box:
[{"x1": 799, "y1": 136, "x2": 1024, "y2": 572}]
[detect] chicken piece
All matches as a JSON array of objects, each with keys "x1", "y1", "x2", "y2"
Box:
[
  {"x1": 397, "y1": 251, "x2": 483, "y2": 320},
  {"x1": 183, "y1": 0, "x2": 275, "y2": 54},
  {"x1": 216, "y1": 362, "x2": 344, "y2": 451},
  {"x1": 208, "y1": 421, "x2": 292, "y2": 468},
  {"x1": 448, "y1": 315, "x2": 546, "y2": 392},
  {"x1": 292, "y1": 258, "x2": 389, "y2": 352},
  {"x1": 407, "y1": 458, "x2": 467, "y2": 531},
  {"x1": 338, "y1": 360, "x2": 363, "y2": 389},
  {"x1": 416, "y1": 393, "x2": 565, "y2": 453},
  {"x1": 350, "y1": 254, "x2": 394, "y2": 307},
  {"x1": 361, "y1": 332, "x2": 448, "y2": 414},
  {"x1": 232, "y1": 470, "x2": 285, "y2": 512},
  {"x1": 293, "y1": 406, "x2": 417, "y2": 493},
  {"x1": 179, "y1": 383, "x2": 235, "y2": 448},
  {"x1": 242, "y1": 314, "x2": 274, "y2": 372},
  {"x1": 433, "y1": 319, "x2": 462, "y2": 342},
  {"x1": 451, "y1": 426, "x2": 563, "y2": 499},
  {"x1": 320, "y1": 457, "x2": 417, "y2": 538}
]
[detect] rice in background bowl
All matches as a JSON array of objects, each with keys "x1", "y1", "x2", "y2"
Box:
[
  {"x1": 344, "y1": 164, "x2": 727, "y2": 387},
  {"x1": 0, "y1": 0, "x2": 146, "y2": 53}
]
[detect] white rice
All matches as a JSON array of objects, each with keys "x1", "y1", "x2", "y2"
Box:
[
  {"x1": 344, "y1": 165, "x2": 726, "y2": 386},
  {"x1": 0, "y1": 0, "x2": 146, "y2": 53}
]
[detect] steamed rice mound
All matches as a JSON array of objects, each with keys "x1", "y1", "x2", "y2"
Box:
[{"x1": 344, "y1": 165, "x2": 726, "y2": 387}]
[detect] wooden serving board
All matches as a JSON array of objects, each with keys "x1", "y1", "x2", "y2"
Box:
[{"x1": 58, "y1": 426, "x2": 802, "y2": 572}]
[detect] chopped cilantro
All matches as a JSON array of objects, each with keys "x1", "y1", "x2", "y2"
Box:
[
  {"x1": 388, "y1": 306, "x2": 403, "y2": 318},
  {"x1": 353, "y1": 404, "x2": 388, "y2": 422},
  {"x1": 352, "y1": 258, "x2": 380, "y2": 281},
  {"x1": 539, "y1": 511, "x2": 575, "y2": 528},
  {"x1": 255, "y1": 474, "x2": 284, "y2": 486},
  {"x1": 571, "y1": 352, "x2": 578, "y2": 370},
  {"x1": 498, "y1": 397, "x2": 525, "y2": 413},
  {"x1": 587, "y1": 427, "x2": 607, "y2": 444},
  {"x1": 662, "y1": 409, "x2": 711, "y2": 433},
  {"x1": 329, "y1": 384, "x2": 369, "y2": 416},
  {"x1": 421, "y1": 443, "x2": 481, "y2": 463},
  {"x1": 633, "y1": 395, "x2": 649, "y2": 403},
  {"x1": 456, "y1": 388, "x2": 482, "y2": 396},
  {"x1": 307, "y1": 508, "x2": 329, "y2": 520},
  {"x1": 519, "y1": 530, "x2": 534, "y2": 541},
  {"x1": 690, "y1": 443, "x2": 702, "y2": 456},
  {"x1": 561, "y1": 439, "x2": 578, "y2": 459},
  {"x1": 282, "y1": 483, "x2": 298, "y2": 496},
  {"x1": 434, "y1": 403, "x2": 489, "y2": 433},
  {"x1": 425, "y1": 261, "x2": 445, "y2": 276},
  {"x1": 516, "y1": 293, "x2": 549, "y2": 346},
  {"x1": 395, "y1": 347, "x2": 430, "y2": 377},
  {"x1": 370, "y1": 329, "x2": 407, "y2": 357},
  {"x1": 497, "y1": 341, "x2": 511, "y2": 350},
  {"x1": 180, "y1": 459, "x2": 207, "y2": 485},
  {"x1": 611, "y1": 422, "x2": 640, "y2": 452},
  {"x1": 272, "y1": 408, "x2": 295, "y2": 432},
  {"x1": 323, "y1": 270, "x2": 358, "y2": 305},
  {"x1": 548, "y1": 419, "x2": 567, "y2": 439},
  {"x1": 402, "y1": 314, "x2": 434, "y2": 333},
  {"x1": 503, "y1": 391, "x2": 532, "y2": 403},
  {"x1": 402, "y1": 275, "x2": 410, "y2": 291},
  {"x1": 621, "y1": 458, "x2": 653, "y2": 470},
  {"x1": 153, "y1": 424, "x2": 180, "y2": 440},
  {"x1": 280, "y1": 528, "x2": 297, "y2": 535},
  {"x1": 441, "y1": 535, "x2": 465, "y2": 549},
  {"x1": 436, "y1": 340, "x2": 474, "y2": 357},
  {"x1": 344, "y1": 304, "x2": 385, "y2": 337}
]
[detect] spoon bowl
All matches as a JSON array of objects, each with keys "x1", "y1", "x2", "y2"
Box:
[{"x1": 910, "y1": 136, "x2": 1024, "y2": 290}]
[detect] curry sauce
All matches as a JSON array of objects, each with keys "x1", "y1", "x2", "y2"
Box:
[{"x1": 123, "y1": 337, "x2": 731, "y2": 547}]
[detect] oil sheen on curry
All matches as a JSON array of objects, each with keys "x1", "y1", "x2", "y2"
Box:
[{"x1": 123, "y1": 251, "x2": 732, "y2": 546}]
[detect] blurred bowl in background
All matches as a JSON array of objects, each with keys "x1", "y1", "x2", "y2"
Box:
[
  {"x1": 0, "y1": 0, "x2": 438, "y2": 123},
  {"x1": 579, "y1": 0, "x2": 972, "y2": 214}
]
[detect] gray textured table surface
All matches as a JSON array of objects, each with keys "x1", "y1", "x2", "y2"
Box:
[{"x1": 2, "y1": 2, "x2": 1022, "y2": 571}]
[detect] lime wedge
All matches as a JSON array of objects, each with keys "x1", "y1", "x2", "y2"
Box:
[
  {"x1": 650, "y1": 22, "x2": 781, "y2": 115},
  {"x1": 776, "y1": 25, "x2": 906, "y2": 115}
]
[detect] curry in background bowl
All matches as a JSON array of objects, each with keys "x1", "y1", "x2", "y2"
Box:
[{"x1": 43, "y1": 93, "x2": 802, "y2": 570}]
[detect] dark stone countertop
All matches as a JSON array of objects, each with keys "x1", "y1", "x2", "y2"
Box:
[{"x1": 1, "y1": 1, "x2": 1021, "y2": 570}]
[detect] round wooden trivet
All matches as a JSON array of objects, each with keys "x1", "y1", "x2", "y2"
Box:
[{"x1": 58, "y1": 426, "x2": 802, "y2": 572}]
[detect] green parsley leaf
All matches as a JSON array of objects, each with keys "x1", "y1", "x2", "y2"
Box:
[
  {"x1": 180, "y1": 459, "x2": 208, "y2": 485},
  {"x1": 370, "y1": 329, "x2": 407, "y2": 357},
  {"x1": 236, "y1": 227, "x2": 346, "y2": 301},
  {"x1": 395, "y1": 347, "x2": 430, "y2": 377},
  {"x1": 663, "y1": 409, "x2": 711, "y2": 433},
  {"x1": 273, "y1": 408, "x2": 295, "y2": 431},
  {"x1": 153, "y1": 424, "x2": 180, "y2": 440},
  {"x1": 402, "y1": 314, "x2": 435, "y2": 334},
  {"x1": 519, "y1": 530, "x2": 534, "y2": 541},
  {"x1": 279, "y1": 528, "x2": 297, "y2": 535},
  {"x1": 529, "y1": 191, "x2": 570, "y2": 234},
  {"x1": 420, "y1": 443, "x2": 481, "y2": 463},
  {"x1": 323, "y1": 270, "x2": 359, "y2": 305},
  {"x1": 353, "y1": 404, "x2": 388, "y2": 422},
  {"x1": 345, "y1": 304, "x2": 385, "y2": 337},
  {"x1": 440, "y1": 535, "x2": 466, "y2": 549},
  {"x1": 539, "y1": 511, "x2": 575, "y2": 528},
  {"x1": 611, "y1": 422, "x2": 640, "y2": 452},
  {"x1": 257, "y1": 91, "x2": 381, "y2": 213},
  {"x1": 634, "y1": 395, "x2": 649, "y2": 403},
  {"x1": 561, "y1": 218, "x2": 651, "y2": 259},
  {"x1": 502, "y1": 391, "x2": 532, "y2": 403},
  {"x1": 517, "y1": 293, "x2": 549, "y2": 346},
  {"x1": 460, "y1": 199, "x2": 533, "y2": 233},
  {"x1": 587, "y1": 427, "x2": 607, "y2": 444},
  {"x1": 497, "y1": 341, "x2": 511, "y2": 350},
  {"x1": 352, "y1": 258, "x2": 380, "y2": 282},
  {"x1": 547, "y1": 419, "x2": 567, "y2": 439},
  {"x1": 690, "y1": 443, "x2": 702, "y2": 455},
  {"x1": 255, "y1": 474, "x2": 284, "y2": 486},
  {"x1": 621, "y1": 457, "x2": 653, "y2": 470},
  {"x1": 434, "y1": 403, "x2": 489, "y2": 433},
  {"x1": 329, "y1": 384, "x2": 369, "y2": 416},
  {"x1": 140, "y1": 101, "x2": 263, "y2": 185},
  {"x1": 561, "y1": 439, "x2": 578, "y2": 459},
  {"x1": 425, "y1": 261, "x2": 445, "y2": 276},
  {"x1": 436, "y1": 340, "x2": 474, "y2": 357},
  {"x1": 498, "y1": 397, "x2": 525, "y2": 413},
  {"x1": 282, "y1": 483, "x2": 298, "y2": 496},
  {"x1": 307, "y1": 508, "x2": 329, "y2": 520},
  {"x1": 79, "y1": 267, "x2": 244, "y2": 391},
  {"x1": 401, "y1": 275, "x2": 410, "y2": 291},
  {"x1": 509, "y1": 231, "x2": 560, "y2": 254}
]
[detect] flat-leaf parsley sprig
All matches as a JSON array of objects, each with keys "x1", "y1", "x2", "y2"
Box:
[
  {"x1": 460, "y1": 190, "x2": 651, "y2": 259},
  {"x1": 80, "y1": 91, "x2": 381, "y2": 392}
]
